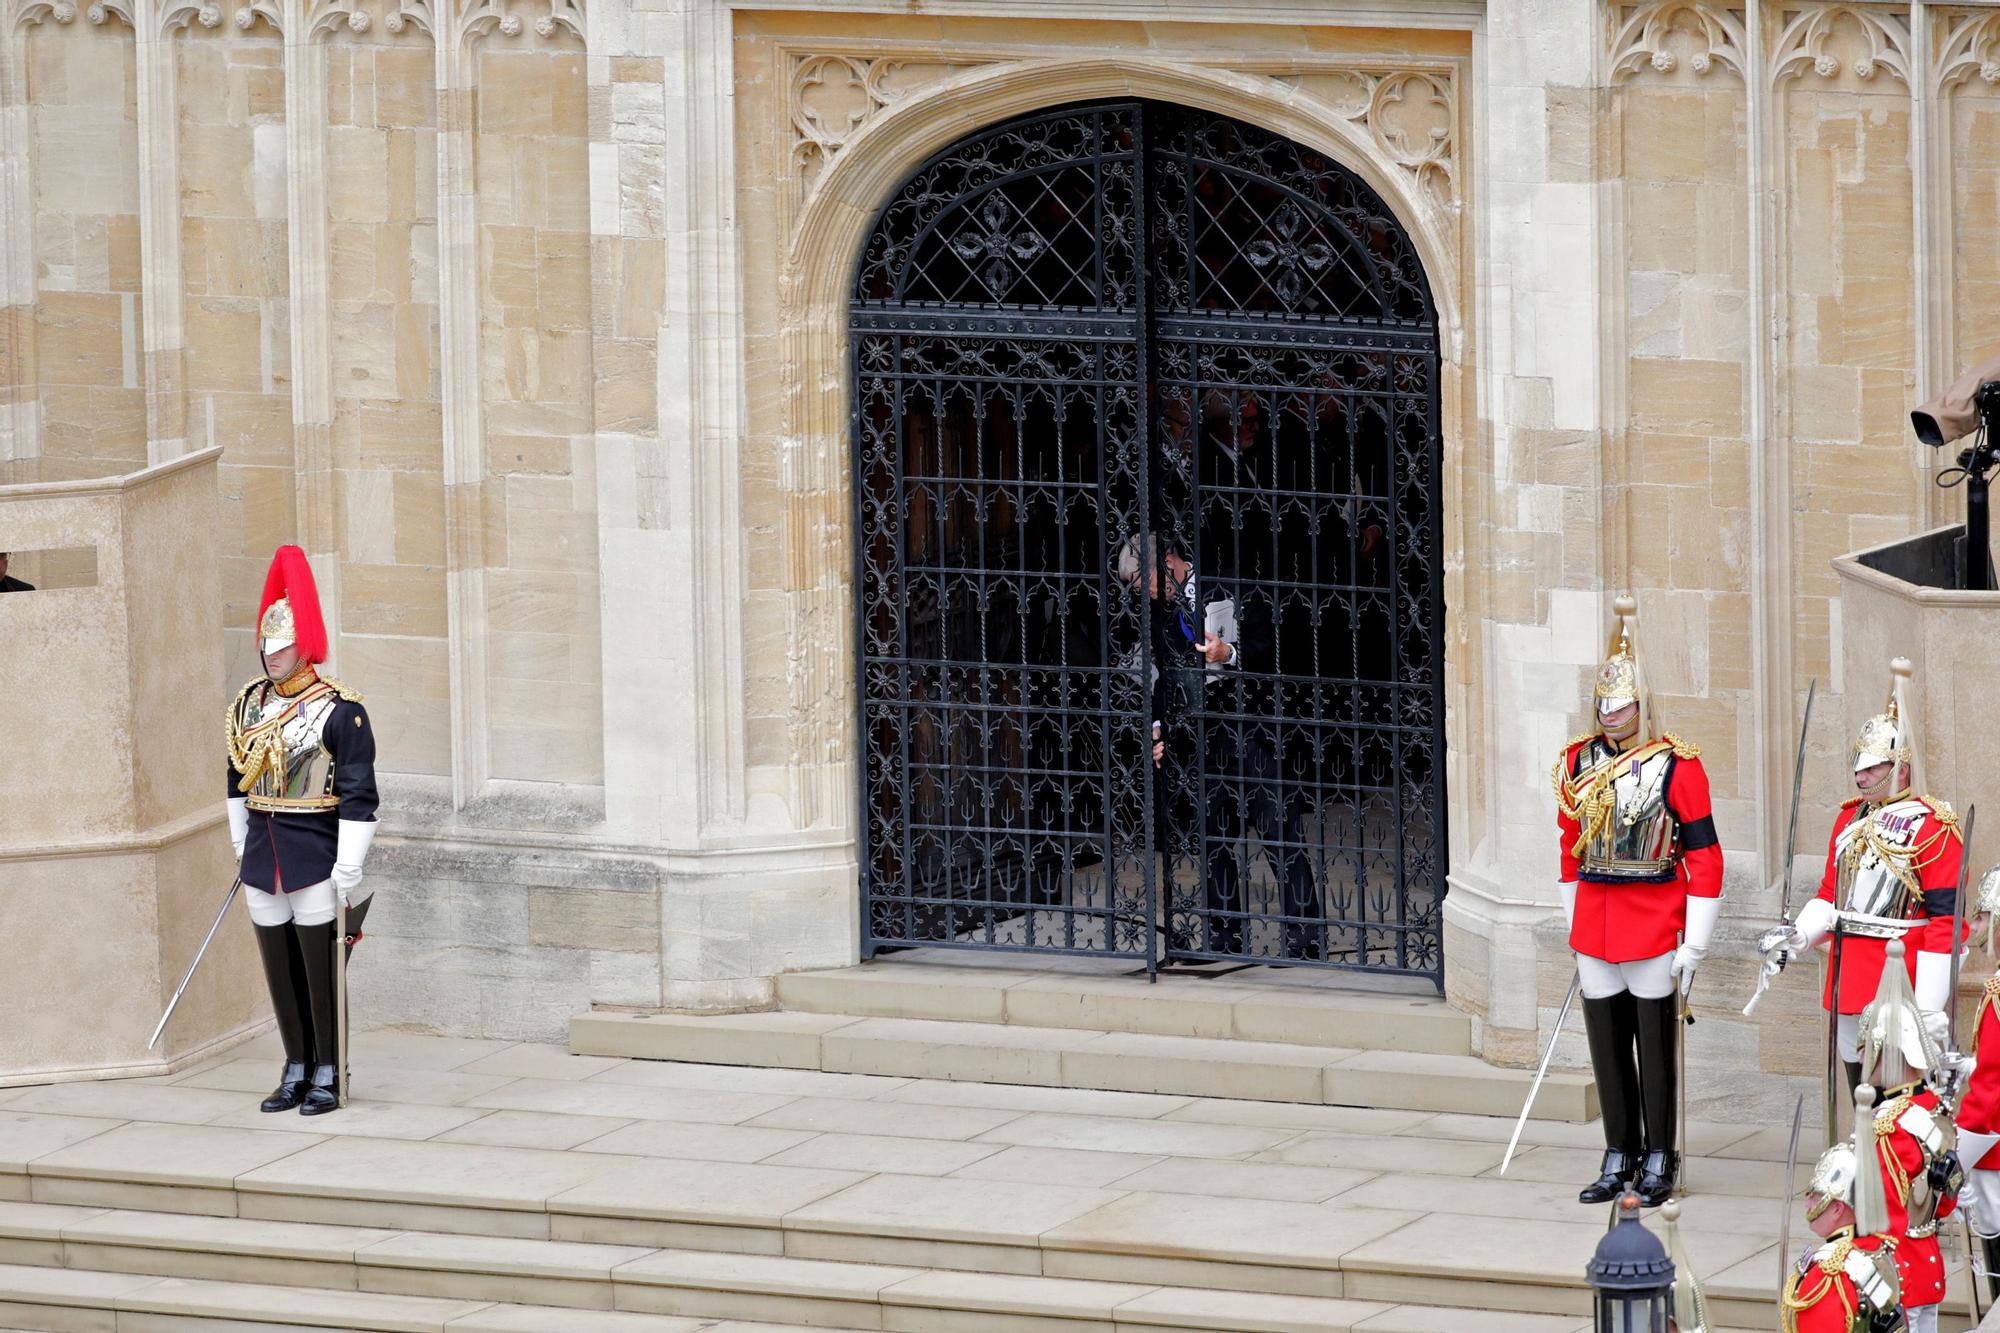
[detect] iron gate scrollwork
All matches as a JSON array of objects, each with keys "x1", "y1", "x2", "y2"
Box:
[{"x1": 853, "y1": 100, "x2": 1445, "y2": 985}]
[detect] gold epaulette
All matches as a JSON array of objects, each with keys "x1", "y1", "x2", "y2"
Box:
[
  {"x1": 1842, "y1": 794, "x2": 1868, "y2": 811},
  {"x1": 1919, "y1": 796, "x2": 1961, "y2": 837},
  {"x1": 1975, "y1": 977, "x2": 2000, "y2": 1054},
  {"x1": 317, "y1": 675, "x2": 365, "y2": 704},
  {"x1": 1780, "y1": 1247, "x2": 1843, "y2": 1333},
  {"x1": 1663, "y1": 732, "x2": 1700, "y2": 760}
]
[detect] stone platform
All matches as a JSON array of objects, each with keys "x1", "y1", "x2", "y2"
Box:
[
  {"x1": 0, "y1": 1029, "x2": 1979, "y2": 1331},
  {"x1": 571, "y1": 958, "x2": 1599, "y2": 1123}
]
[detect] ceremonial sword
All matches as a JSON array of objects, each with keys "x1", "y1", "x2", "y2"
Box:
[
  {"x1": 1745, "y1": 679, "x2": 1816, "y2": 1018},
  {"x1": 1499, "y1": 968, "x2": 1579, "y2": 1175},
  {"x1": 148, "y1": 876, "x2": 243, "y2": 1050},
  {"x1": 1773, "y1": 1091, "x2": 1806, "y2": 1328}
]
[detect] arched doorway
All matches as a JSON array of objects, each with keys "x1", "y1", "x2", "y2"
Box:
[{"x1": 852, "y1": 100, "x2": 1444, "y2": 984}]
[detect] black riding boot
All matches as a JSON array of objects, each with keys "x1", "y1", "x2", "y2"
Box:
[
  {"x1": 294, "y1": 920, "x2": 341, "y2": 1115},
  {"x1": 252, "y1": 922, "x2": 312, "y2": 1112},
  {"x1": 1579, "y1": 992, "x2": 1642, "y2": 1203},
  {"x1": 1982, "y1": 1233, "x2": 2000, "y2": 1305},
  {"x1": 1633, "y1": 994, "x2": 1680, "y2": 1205}
]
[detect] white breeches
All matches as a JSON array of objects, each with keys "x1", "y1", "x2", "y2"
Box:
[
  {"x1": 246, "y1": 879, "x2": 335, "y2": 928},
  {"x1": 1962, "y1": 1130, "x2": 2000, "y2": 1238},
  {"x1": 1576, "y1": 951, "x2": 1676, "y2": 1001},
  {"x1": 1907, "y1": 1302, "x2": 1938, "y2": 1332},
  {"x1": 1835, "y1": 1012, "x2": 1861, "y2": 1064}
]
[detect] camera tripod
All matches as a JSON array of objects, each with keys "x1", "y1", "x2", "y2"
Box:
[{"x1": 1938, "y1": 381, "x2": 2000, "y2": 591}]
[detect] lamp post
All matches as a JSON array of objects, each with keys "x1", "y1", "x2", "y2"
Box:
[{"x1": 1588, "y1": 1191, "x2": 1675, "y2": 1333}]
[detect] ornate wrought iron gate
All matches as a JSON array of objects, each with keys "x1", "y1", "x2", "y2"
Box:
[{"x1": 853, "y1": 101, "x2": 1444, "y2": 985}]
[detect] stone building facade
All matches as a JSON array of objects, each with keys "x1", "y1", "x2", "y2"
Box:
[{"x1": 3, "y1": 0, "x2": 1997, "y2": 1104}]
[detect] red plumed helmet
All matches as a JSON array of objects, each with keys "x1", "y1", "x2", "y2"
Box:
[{"x1": 256, "y1": 545, "x2": 329, "y2": 664}]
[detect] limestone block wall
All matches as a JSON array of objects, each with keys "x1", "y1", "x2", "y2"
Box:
[
  {"x1": 6, "y1": 0, "x2": 2000, "y2": 1063},
  {"x1": 0, "y1": 449, "x2": 257, "y2": 1084},
  {"x1": 8, "y1": 18, "x2": 145, "y2": 482},
  {"x1": 326, "y1": 27, "x2": 447, "y2": 764}
]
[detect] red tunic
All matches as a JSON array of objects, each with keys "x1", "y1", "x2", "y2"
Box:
[
  {"x1": 1782, "y1": 1233, "x2": 1897, "y2": 1333},
  {"x1": 1813, "y1": 800, "x2": 1963, "y2": 1014},
  {"x1": 1557, "y1": 737, "x2": 1724, "y2": 964},
  {"x1": 1874, "y1": 1084, "x2": 1955, "y2": 1308},
  {"x1": 1959, "y1": 982, "x2": 2000, "y2": 1156}
]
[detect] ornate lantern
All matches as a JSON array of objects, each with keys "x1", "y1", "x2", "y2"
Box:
[{"x1": 1587, "y1": 1191, "x2": 1674, "y2": 1333}]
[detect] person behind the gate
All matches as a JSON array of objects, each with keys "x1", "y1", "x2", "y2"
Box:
[{"x1": 1116, "y1": 532, "x2": 1323, "y2": 961}]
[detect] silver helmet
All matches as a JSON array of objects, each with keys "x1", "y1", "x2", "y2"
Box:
[{"x1": 1856, "y1": 938, "x2": 1945, "y2": 1088}]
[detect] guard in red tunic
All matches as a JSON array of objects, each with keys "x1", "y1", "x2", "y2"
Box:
[
  {"x1": 1855, "y1": 941, "x2": 1961, "y2": 1333},
  {"x1": 224, "y1": 547, "x2": 379, "y2": 1115},
  {"x1": 1552, "y1": 596, "x2": 1723, "y2": 1206},
  {"x1": 1782, "y1": 1131, "x2": 1906, "y2": 1333},
  {"x1": 1758, "y1": 659, "x2": 1963, "y2": 1105},
  {"x1": 1951, "y1": 865, "x2": 2000, "y2": 1303}
]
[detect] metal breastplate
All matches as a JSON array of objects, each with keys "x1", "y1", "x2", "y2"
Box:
[
  {"x1": 237, "y1": 686, "x2": 339, "y2": 813},
  {"x1": 1576, "y1": 739, "x2": 1680, "y2": 879},
  {"x1": 1835, "y1": 799, "x2": 1929, "y2": 925},
  {"x1": 1894, "y1": 1101, "x2": 1952, "y2": 1235},
  {"x1": 1839, "y1": 1245, "x2": 1902, "y2": 1331}
]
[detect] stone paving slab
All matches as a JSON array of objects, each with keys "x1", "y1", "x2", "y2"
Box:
[
  {"x1": 29, "y1": 1123, "x2": 321, "y2": 1189},
  {"x1": 784, "y1": 1174, "x2": 1124, "y2": 1247},
  {"x1": 564, "y1": 1119, "x2": 818, "y2": 1164},
  {"x1": 0, "y1": 1116, "x2": 123, "y2": 1175},
  {"x1": 550, "y1": 1158, "x2": 870, "y2": 1229},
  {"x1": 971, "y1": 1111, "x2": 1293, "y2": 1159},
  {"x1": 432, "y1": 1110, "x2": 638, "y2": 1153},
  {"x1": 1042, "y1": 1191, "x2": 1422, "y2": 1270},
  {"x1": 236, "y1": 1137, "x2": 646, "y2": 1211},
  {"x1": 947, "y1": 1146, "x2": 1167, "y2": 1189},
  {"x1": 466, "y1": 1078, "x2": 796, "y2": 1127}
]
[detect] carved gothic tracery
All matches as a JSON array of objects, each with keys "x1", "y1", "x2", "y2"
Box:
[
  {"x1": 1772, "y1": 4, "x2": 1911, "y2": 86},
  {"x1": 1608, "y1": 1, "x2": 1748, "y2": 82},
  {"x1": 1278, "y1": 66, "x2": 1459, "y2": 218},
  {"x1": 1936, "y1": 10, "x2": 2000, "y2": 95},
  {"x1": 786, "y1": 52, "x2": 1462, "y2": 235},
  {"x1": 790, "y1": 53, "x2": 996, "y2": 208}
]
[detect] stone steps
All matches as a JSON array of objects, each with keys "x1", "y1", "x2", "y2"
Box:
[
  {"x1": 772, "y1": 966, "x2": 1476, "y2": 1056},
  {"x1": 0, "y1": 1203, "x2": 1607, "y2": 1333},
  {"x1": 0, "y1": 1261, "x2": 869, "y2": 1331},
  {"x1": 569, "y1": 1010, "x2": 1597, "y2": 1123},
  {"x1": 0, "y1": 1121, "x2": 1904, "y2": 1327}
]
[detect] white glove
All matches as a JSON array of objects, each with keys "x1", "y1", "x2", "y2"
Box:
[
  {"x1": 1673, "y1": 895, "x2": 1723, "y2": 992},
  {"x1": 1916, "y1": 948, "x2": 1953, "y2": 1015},
  {"x1": 1793, "y1": 897, "x2": 1837, "y2": 950},
  {"x1": 1556, "y1": 881, "x2": 1577, "y2": 931},
  {"x1": 226, "y1": 798, "x2": 248, "y2": 861},
  {"x1": 331, "y1": 819, "x2": 377, "y2": 907}
]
